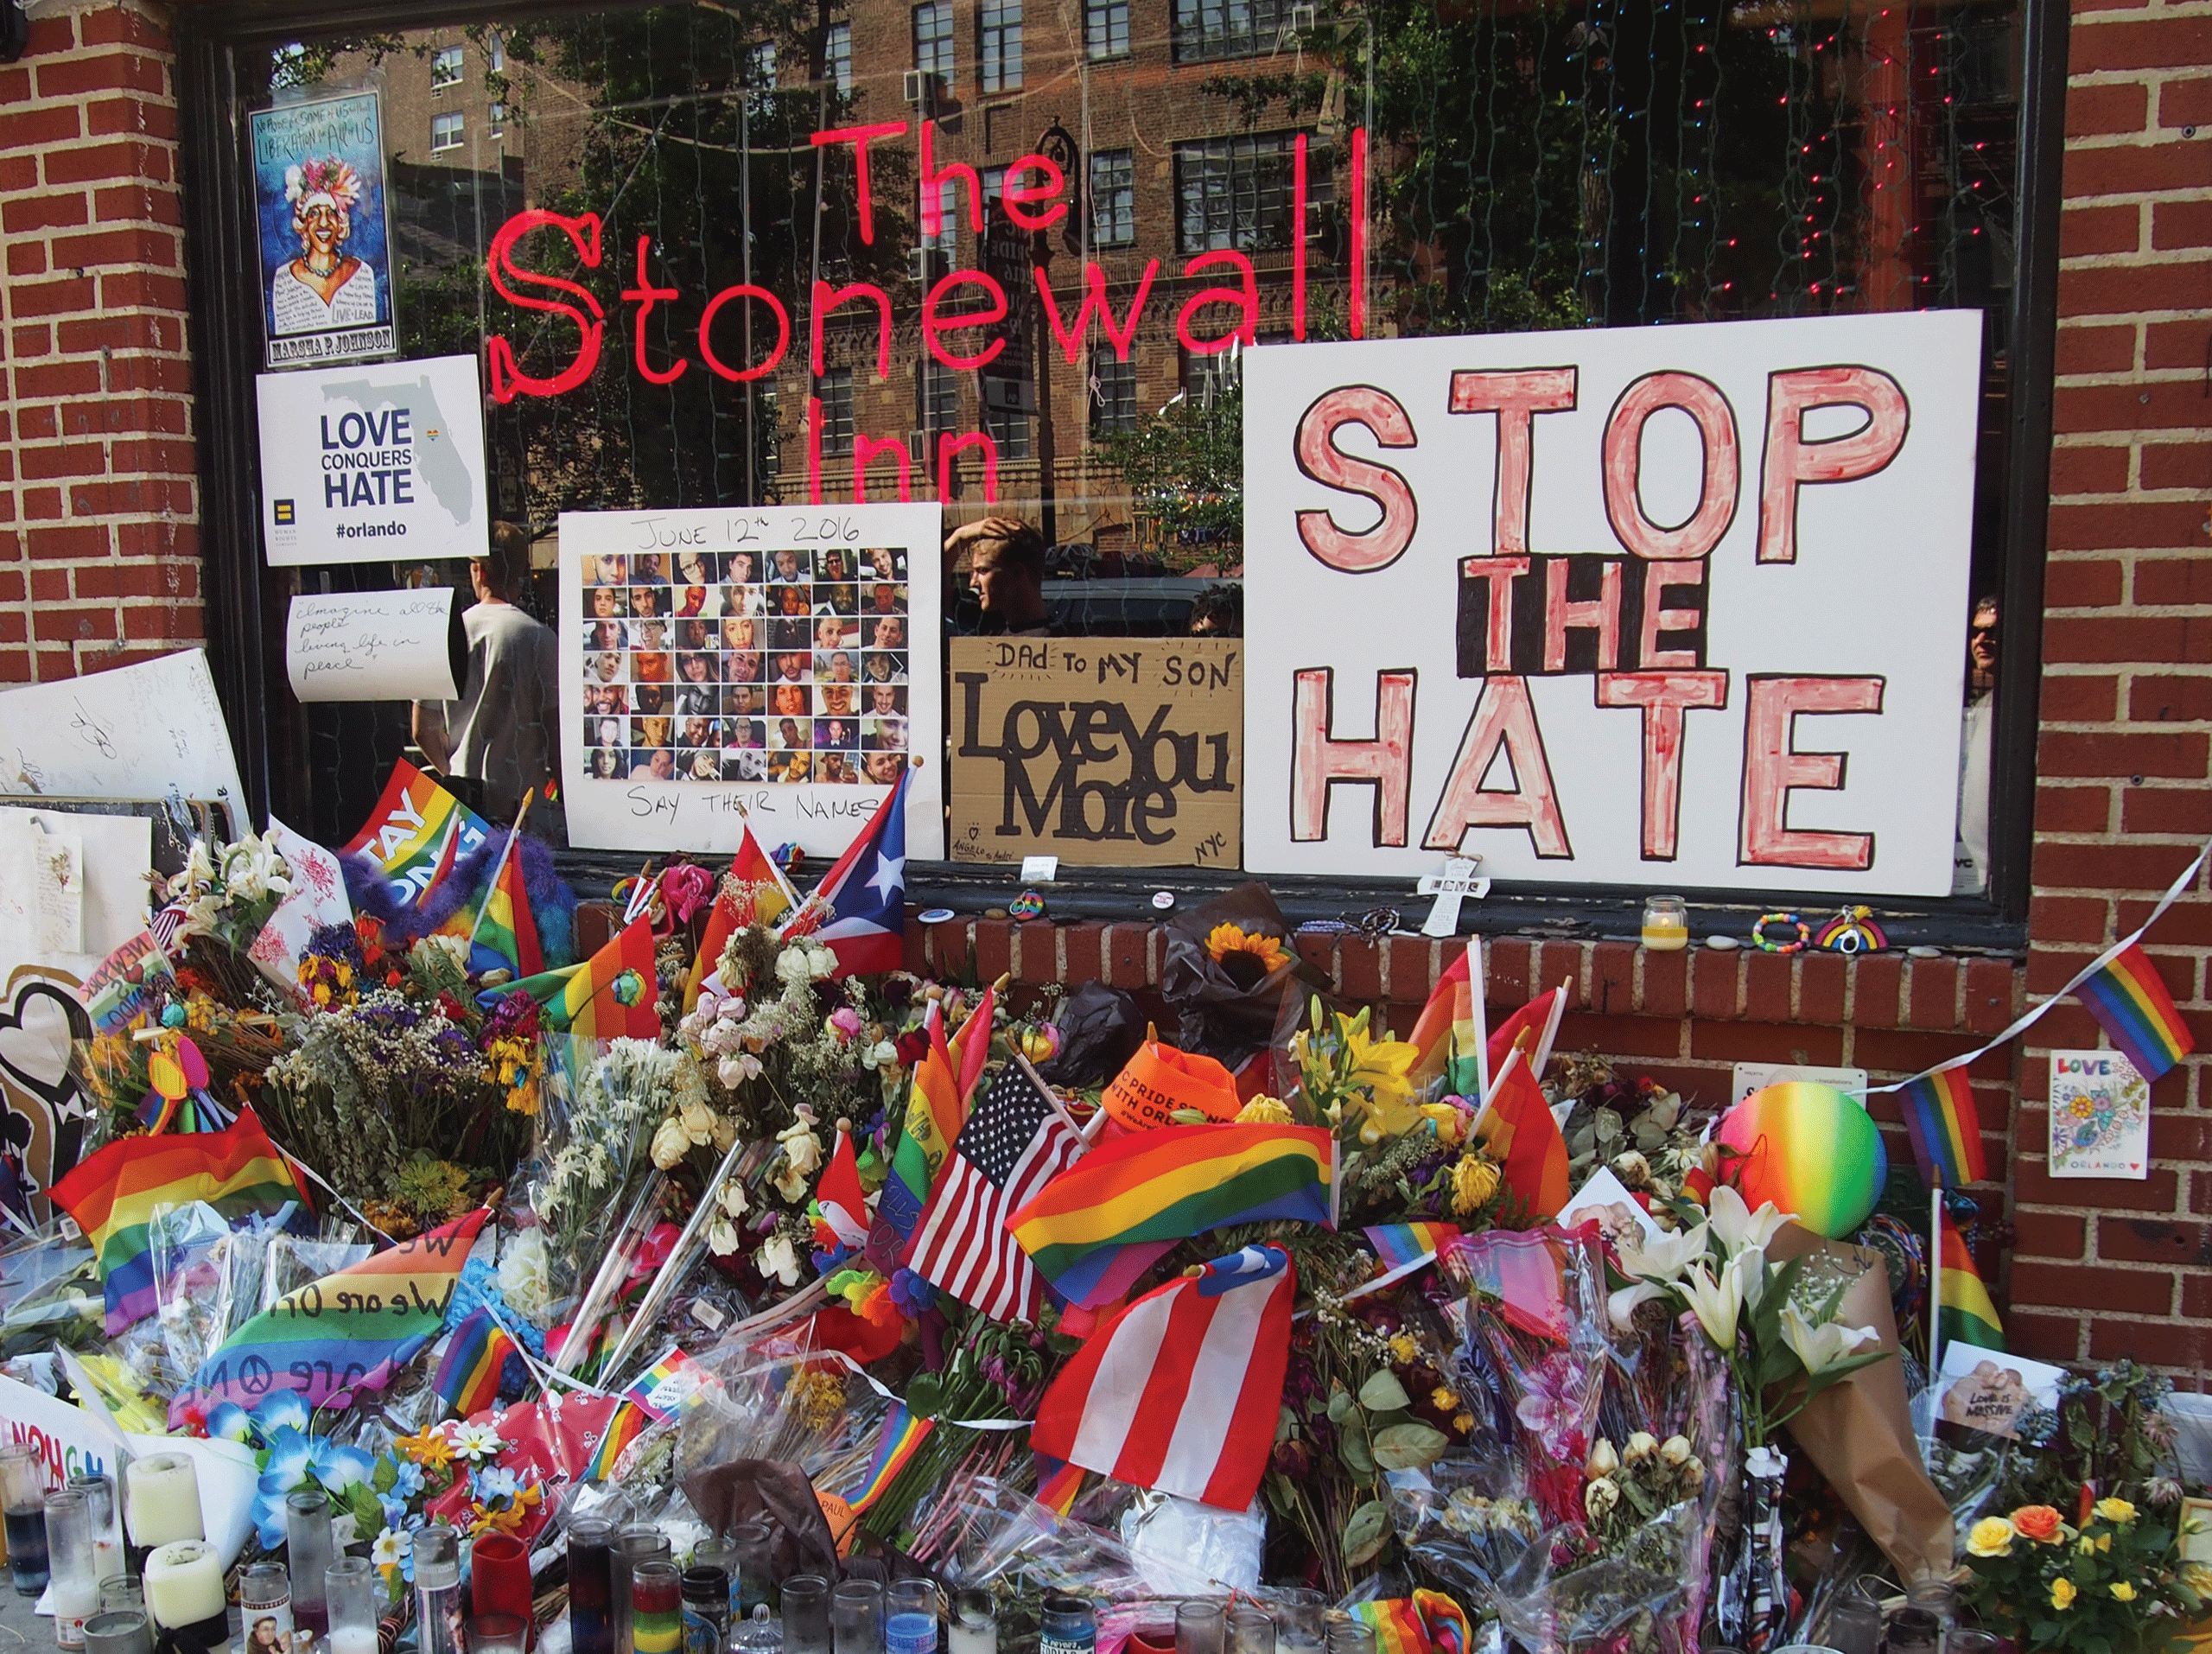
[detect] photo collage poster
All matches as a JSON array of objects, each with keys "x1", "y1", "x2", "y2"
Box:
[{"x1": 557, "y1": 505, "x2": 944, "y2": 859}]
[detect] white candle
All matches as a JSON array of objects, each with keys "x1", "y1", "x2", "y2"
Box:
[
  {"x1": 143, "y1": 1542, "x2": 226, "y2": 1630},
  {"x1": 949, "y1": 1622, "x2": 996, "y2": 1654},
  {"x1": 329, "y1": 1629, "x2": 380, "y2": 1654},
  {"x1": 124, "y1": 1458, "x2": 203, "y2": 1550}
]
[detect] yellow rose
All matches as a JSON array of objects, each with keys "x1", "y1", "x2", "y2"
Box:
[
  {"x1": 1966, "y1": 1517, "x2": 2015, "y2": 1558},
  {"x1": 2111, "y1": 1581, "x2": 2137, "y2": 1603},
  {"x1": 2051, "y1": 1578, "x2": 2077, "y2": 1612},
  {"x1": 2098, "y1": 1533, "x2": 2112, "y2": 1553},
  {"x1": 2078, "y1": 1536, "x2": 2098, "y2": 1556},
  {"x1": 1452, "y1": 1155, "x2": 1502, "y2": 1215},
  {"x1": 2095, "y1": 1498, "x2": 2138, "y2": 1524}
]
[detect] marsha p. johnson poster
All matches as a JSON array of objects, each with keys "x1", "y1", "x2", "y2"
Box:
[
  {"x1": 1243, "y1": 309, "x2": 1984, "y2": 896},
  {"x1": 249, "y1": 91, "x2": 397, "y2": 369}
]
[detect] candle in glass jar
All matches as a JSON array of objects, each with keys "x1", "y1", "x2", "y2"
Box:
[
  {"x1": 143, "y1": 1543, "x2": 226, "y2": 1631},
  {"x1": 124, "y1": 1458, "x2": 204, "y2": 1550}
]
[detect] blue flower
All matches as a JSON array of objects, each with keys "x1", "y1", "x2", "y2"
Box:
[
  {"x1": 389, "y1": 1460, "x2": 424, "y2": 1499},
  {"x1": 471, "y1": 1466, "x2": 522, "y2": 1505},
  {"x1": 317, "y1": 1444, "x2": 375, "y2": 1495},
  {"x1": 260, "y1": 1426, "x2": 316, "y2": 1490},
  {"x1": 251, "y1": 1489, "x2": 289, "y2": 1552},
  {"x1": 205, "y1": 1402, "x2": 253, "y2": 1444},
  {"x1": 251, "y1": 1392, "x2": 312, "y2": 1439},
  {"x1": 378, "y1": 1496, "x2": 410, "y2": 1532}
]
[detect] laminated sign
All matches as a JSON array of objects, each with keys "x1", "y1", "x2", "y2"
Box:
[{"x1": 949, "y1": 638, "x2": 1242, "y2": 868}]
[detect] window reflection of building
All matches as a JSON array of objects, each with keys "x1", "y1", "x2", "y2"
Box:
[
  {"x1": 1086, "y1": 0, "x2": 1131, "y2": 60},
  {"x1": 1090, "y1": 150, "x2": 1135, "y2": 248},
  {"x1": 1090, "y1": 352, "x2": 1138, "y2": 437},
  {"x1": 816, "y1": 372, "x2": 857, "y2": 460},
  {"x1": 981, "y1": 0, "x2": 1023, "y2": 92}
]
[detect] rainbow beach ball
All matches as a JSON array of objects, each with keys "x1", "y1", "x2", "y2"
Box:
[{"x1": 1714, "y1": 1082, "x2": 1887, "y2": 1240}]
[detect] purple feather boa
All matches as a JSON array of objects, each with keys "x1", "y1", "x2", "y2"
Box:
[{"x1": 342, "y1": 830, "x2": 577, "y2": 968}]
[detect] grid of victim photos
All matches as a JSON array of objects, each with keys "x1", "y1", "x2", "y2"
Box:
[{"x1": 581, "y1": 544, "x2": 912, "y2": 786}]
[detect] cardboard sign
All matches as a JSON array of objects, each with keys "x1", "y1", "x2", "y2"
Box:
[
  {"x1": 0, "y1": 650, "x2": 248, "y2": 824},
  {"x1": 948, "y1": 638, "x2": 1242, "y2": 868},
  {"x1": 1243, "y1": 310, "x2": 1984, "y2": 895},
  {"x1": 257, "y1": 354, "x2": 489, "y2": 567},
  {"x1": 556, "y1": 505, "x2": 945, "y2": 859}
]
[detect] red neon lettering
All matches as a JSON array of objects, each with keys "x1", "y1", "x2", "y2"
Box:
[
  {"x1": 485, "y1": 209, "x2": 604, "y2": 404},
  {"x1": 622, "y1": 235, "x2": 685, "y2": 386},
  {"x1": 1639, "y1": 559, "x2": 1704, "y2": 669},
  {"x1": 810, "y1": 280, "x2": 893, "y2": 378},
  {"x1": 1291, "y1": 667, "x2": 1415, "y2": 845},
  {"x1": 1350, "y1": 125, "x2": 1367, "y2": 339},
  {"x1": 1448, "y1": 368, "x2": 1577, "y2": 559},
  {"x1": 919, "y1": 120, "x2": 985, "y2": 235},
  {"x1": 1175, "y1": 251, "x2": 1258, "y2": 353},
  {"x1": 1426, "y1": 675, "x2": 1572, "y2": 858},
  {"x1": 1594, "y1": 670, "x2": 1729, "y2": 860},
  {"x1": 1542, "y1": 558, "x2": 1623, "y2": 672},
  {"x1": 922, "y1": 271, "x2": 1008, "y2": 371},
  {"x1": 810, "y1": 121, "x2": 907, "y2": 244},
  {"x1": 1001, "y1": 153, "x2": 1066, "y2": 232},
  {"x1": 698, "y1": 284, "x2": 790, "y2": 382},
  {"x1": 1293, "y1": 385, "x2": 1418, "y2": 574},
  {"x1": 852, "y1": 431, "x2": 912, "y2": 503},
  {"x1": 1034, "y1": 260, "x2": 1159, "y2": 363},
  {"x1": 1459, "y1": 557, "x2": 1529, "y2": 671},
  {"x1": 1738, "y1": 674, "x2": 1885, "y2": 869},
  {"x1": 1602, "y1": 371, "x2": 1739, "y2": 561},
  {"x1": 938, "y1": 429, "x2": 1001, "y2": 504},
  {"x1": 1757, "y1": 366, "x2": 1910, "y2": 563}
]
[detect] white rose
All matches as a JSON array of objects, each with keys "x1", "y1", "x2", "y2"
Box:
[
  {"x1": 680, "y1": 1098, "x2": 719, "y2": 1145},
  {"x1": 1659, "y1": 1434, "x2": 1694, "y2": 1467},
  {"x1": 708, "y1": 1218, "x2": 741, "y2": 1257},
  {"x1": 1586, "y1": 1440, "x2": 1619, "y2": 1480},
  {"x1": 650, "y1": 1116, "x2": 692, "y2": 1171},
  {"x1": 1584, "y1": 1478, "x2": 1620, "y2": 1521},
  {"x1": 756, "y1": 1234, "x2": 800, "y2": 1286},
  {"x1": 1623, "y1": 1431, "x2": 1660, "y2": 1465}
]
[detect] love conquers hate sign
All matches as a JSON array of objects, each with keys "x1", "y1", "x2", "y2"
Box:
[{"x1": 1241, "y1": 310, "x2": 1984, "y2": 896}]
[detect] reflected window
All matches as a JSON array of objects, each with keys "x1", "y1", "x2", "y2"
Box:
[
  {"x1": 825, "y1": 22, "x2": 853, "y2": 93},
  {"x1": 430, "y1": 110, "x2": 465, "y2": 152},
  {"x1": 487, "y1": 31, "x2": 505, "y2": 71},
  {"x1": 982, "y1": 0, "x2": 1022, "y2": 92},
  {"x1": 488, "y1": 101, "x2": 506, "y2": 137},
  {"x1": 1090, "y1": 149, "x2": 1135, "y2": 248},
  {"x1": 1086, "y1": 0, "x2": 1131, "y2": 60},
  {"x1": 1090, "y1": 349, "x2": 1138, "y2": 436},
  {"x1": 1175, "y1": 132, "x2": 1307, "y2": 253},
  {"x1": 1173, "y1": 0, "x2": 1286, "y2": 62},
  {"x1": 817, "y1": 370, "x2": 856, "y2": 458},
  {"x1": 918, "y1": 356, "x2": 960, "y2": 436},
  {"x1": 914, "y1": 2, "x2": 954, "y2": 89},
  {"x1": 431, "y1": 43, "x2": 465, "y2": 86}
]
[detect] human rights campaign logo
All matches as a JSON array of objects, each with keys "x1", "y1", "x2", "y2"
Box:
[{"x1": 273, "y1": 499, "x2": 296, "y2": 524}]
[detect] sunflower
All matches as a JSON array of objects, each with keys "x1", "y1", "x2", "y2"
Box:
[{"x1": 1206, "y1": 922, "x2": 1292, "y2": 987}]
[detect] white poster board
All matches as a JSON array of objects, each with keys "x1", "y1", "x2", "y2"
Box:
[
  {"x1": 0, "y1": 650, "x2": 248, "y2": 828},
  {"x1": 557, "y1": 505, "x2": 945, "y2": 859},
  {"x1": 1243, "y1": 310, "x2": 1984, "y2": 895},
  {"x1": 257, "y1": 353, "x2": 489, "y2": 566},
  {"x1": 285, "y1": 588, "x2": 459, "y2": 702}
]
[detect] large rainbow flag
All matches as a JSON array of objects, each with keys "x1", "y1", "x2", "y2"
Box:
[
  {"x1": 511, "y1": 917, "x2": 661, "y2": 1040},
  {"x1": 436, "y1": 836, "x2": 542, "y2": 980},
  {"x1": 1897, "y1": 1062, "x2": 1986, "y2": 1188},
  {"x1": 1008, "y1": 1123, "x2": 1336, "y2": 1307},
  {"x1": 175, "y1": 1209, "x2": 489, "y2": 1423},
  {"x1": 1476, "y1": 1050, "x2": 1571, "y2": 1221},
  {"x1": 2075, "y1": 940, "x2": 2195, "y2": 1083},
  {"x1": 344, "y1": 758, "x2": 492, "y2": 907},
  {"x1": 51, "y1": 1110, "x2": 305, "y2": 1334},
  {"x1": 842, "y1": 1402, "x2": 934, "y2": 1513}
]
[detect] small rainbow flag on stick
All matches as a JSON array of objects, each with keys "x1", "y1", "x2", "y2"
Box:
[
  {"x1": 1897, "y1": 1063, "x2": 1986, "y2": 1188},
  {"x1": 1939, "y1": 1211, "x2": 2005, "y2": 1352},
  {"x1": 584, "y1": 1402, "x2": 650, "y2": 1479},
  {"x1": 1363, "y1": 1224, "x2": 1461, "y2": 1291},
  {"x1": 844, "y1": 1401, "x2": 934, "y2": 1513},
  {"x1": 512, "y1": 917, "x2": 661, "y2": 1040},
  {"x1": 431, "y1": 1307, "x2": 518, "y2": 1420},
  {"x1": 2075, "y1": 939, "x2": 2195, "y2": 1083}
]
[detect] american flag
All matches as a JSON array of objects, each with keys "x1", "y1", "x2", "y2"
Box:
[{"x1": 905, "y1": 1065, "x2": 1083, "y2": 1322}]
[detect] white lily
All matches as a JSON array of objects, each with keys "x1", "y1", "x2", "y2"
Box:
[
  {"x1": 1779, "y1": 1302, "x2": 1880, "y2": 1376},
  {"x1": 1618, "y1": 1223, "x2": 1709, "y2": 1283},
  {"x1": 1707, "y1": 1184, "x2": 1791, "y2": 1256},
  {"x1": 1729, "y1": 1246, "x2": 1767, "y2": 1314},
  {"x1": 1607, "y1": 1280, "x2": 1669, "y2": 1331},
  {"x1": 1677, "y1": 1258, "x2": 1746, "y2": 1351}
]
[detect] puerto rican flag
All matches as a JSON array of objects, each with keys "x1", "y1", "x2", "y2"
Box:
[
  {"x1": 792, "y1": 764, "x2": 909, "y2": 976},
  {"x1": 1028, "y1": 1243, "x2": 1294, "y2": 1511}
]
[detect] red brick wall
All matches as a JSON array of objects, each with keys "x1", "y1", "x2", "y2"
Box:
[
  {"x1": 2010, "y1": 0, "x2": 2212, "y2": 1371},
  {"x1": 0, "y1": 0, "x2": 199, "y2": 684}
]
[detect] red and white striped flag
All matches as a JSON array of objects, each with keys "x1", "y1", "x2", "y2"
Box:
[
  {"x1": 905, "y1": 1065, "x2": 1083, "y2": 1322},
  {"x1": 1029, "y1": 1244, "x2": 1295, "y2": 1511}
]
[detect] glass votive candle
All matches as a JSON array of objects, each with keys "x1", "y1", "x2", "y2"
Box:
[
  {"x1": 1175, "y1": 1602, "x2": 1225, "y2": 1654},
  {"x1": 327, "y1": 1556, "x2": 383, "y2": 1654},
  {"x1": 66, "y1": 1473, "x2": 121, "y2": 1591},
  {"x1": 782, "y1": 1575, "x2": 832, "y2": 1654},
  {"x1": 831, "y1": 1579, "x2": 886, "y2": 1654},
  {"x1": 568, "y1": 1517, "x2": 617, "y2": 1654},
  {"x1": 1, "y1": 1441, "x2": 49, "y2": 1595},
  {"x1": 98, "y1": 1579, "x2": 143, "y2": 1615},
  {"x1": 948, "y1": 1593, "x2": 995, "y2": 1654},
  {"x1": 80, "y1": 1613, "x2": 152, "y2": 1654},
  {"x1": 1226, "y1": 1607, "x2": 1274, "y2": 1654},
  {"x1": 239, "y1": 1562, "x2": 294, "y2": 1654},
  {"x1": 630, "y1": 1561, "x2": 682, "y2": 1654},
  {"x1": 286, "y1": 1489, "x2": 334, "y2": 1641},
  {"x1": 1640, "y1": 894, "x2": 1689, "y2": 951},
  {"x1": 469, "y1": 1614, "x2": 531, "y2": 1654},
  {"x1": 46, "y1": 1487, "x2": 97, "y2": 1651},
  {"x1": 886, "y1": 1579, "x2": 938, "y2": 1654}
]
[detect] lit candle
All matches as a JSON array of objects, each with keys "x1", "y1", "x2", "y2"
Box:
[
  {"x1": 124, "y1": 1458, "x2": 204, "y2": 1551},
  {"x1": 143, "y1": 1542, "x2": 226, "y2": 1632}
]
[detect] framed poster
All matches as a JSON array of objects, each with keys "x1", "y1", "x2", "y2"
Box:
[
  {"x1": 256, "y1": 355, "x2": 490, "y2": 567},
  {"x1": 558, "y1": 505, "x2": 945, "y2": 860},
  {"x1": 1242, "y1": 309, "x2": 1984, "y2": 895},
  {"x1": 249, "y1": 91, "x2": 397, "y2": 369}
]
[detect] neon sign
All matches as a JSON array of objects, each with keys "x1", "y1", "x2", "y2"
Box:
[{"x1": 483, "y1": 119, "x2": 1370, "y2": 504}]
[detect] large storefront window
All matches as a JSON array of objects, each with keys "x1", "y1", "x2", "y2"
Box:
[{"x1": 181, "y1": 0, "x2": 2048, "y2": 917}]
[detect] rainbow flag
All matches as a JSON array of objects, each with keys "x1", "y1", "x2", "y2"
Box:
[
  {"x1": 1350, "y1": 1594, "x2": 1472, "y2": 1654},
  {"x1": 584, "y1": 1402, "x2": 650, "y2": 1479},
  {"x1": 1407, "y1": 946, "x2": 1484, "y2": 1096},
  {"x1": 344, "y1": 758, "x2": 492, "y2": 907},
  {"x1": 881, "y1": 989, "x2": 994, "y2": 1240},
  {"x1": 1476, "y1": 1050, "x2": 1571, "y2": 1221},
  {"x1": 1939, "y1": 1213, "x2": 2004, "y2": 1352},
  {"x1": 431, "y1": 1307, "x2": 518, "y2": 1420},
  {"x1": 1008, "y1": 1123, "x2": 1336, "y2": 1307},
  {"x1": 1364, "y1": 1223, "x2": 1461, "y2": 1289},
  {"x1": 844, "y1": 1401, "x2": 934, "y2": 1513},
  {"x1": 1897, "y1": 1063, "x2": 1986, "y2": 1188},
  {"x1": 621, "y1": 1347, "x2": 715, "y2": 1422},
  {"x1": 2075, "y1": 939, "x2": 2195, "y2": 1083},
  {"x1": 685, "y1": 828, "x2": 794, "y2": 1013},
  {"x1": 512, "y1": 917, "x2": 661, "y2": 1040},
  {"x1": 175, "y1": 1208, "x2": 489, "y2": 1424},
  {"x1": 1031, "y1": 1451, "x2": 1085, "y2": 1517},
  {"x1": 51, "y1": 1109, "x2": 305, "y2": 1335},
  {"x1": 443, "y1": 839, "x2": 543, "y2": 980}
]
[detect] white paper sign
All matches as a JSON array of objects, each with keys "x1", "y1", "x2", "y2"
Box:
[
  {"x1": 0, "y1": 652, "x2": 247, "y2": 835},
  {"x1": 285, "y1": 588, "x2": 459, "y2": 702},
  {"x1": 2049, "y1": 1048, "x2": 2151, "y2": 1179},
  {"x1": 1243, "y1": 310, "x2": 1984, "y2": 895},
  {"x1": 1559, "y1": 1166, "x2": 1662, "y2": 1247},
  {"x1": 247, "y1": 817, "x2": 354, "y2": 994},
  {"x1": 556, "y1": 505, "x2": 945, "y2": 859},
  {"x1": 257, "y1": 353, "x2": 489, "y2": 567},
  {"x1": 1732, "y1": 1062, "x2": 1871, "y2": 1106}
]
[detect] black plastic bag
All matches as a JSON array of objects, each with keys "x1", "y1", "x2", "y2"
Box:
[
  {"x1": 1159, "y1": 881, "x2": 1325, "y2": 1066},
  {"x1": 1037, "y1": 980, "x2": 1146, "y2": 1088}
]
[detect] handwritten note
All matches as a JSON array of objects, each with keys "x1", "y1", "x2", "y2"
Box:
[
  {"x1": 0, "y1": 651, "x2": 248, "y2": 828},
  {"x1": 285, "y1": 590, "x2": 458, "y2": 703}
]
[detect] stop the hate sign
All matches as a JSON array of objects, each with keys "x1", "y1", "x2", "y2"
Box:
[{"x1": 1241, "y1": 309, "x2": 1984, "y2": 897}]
